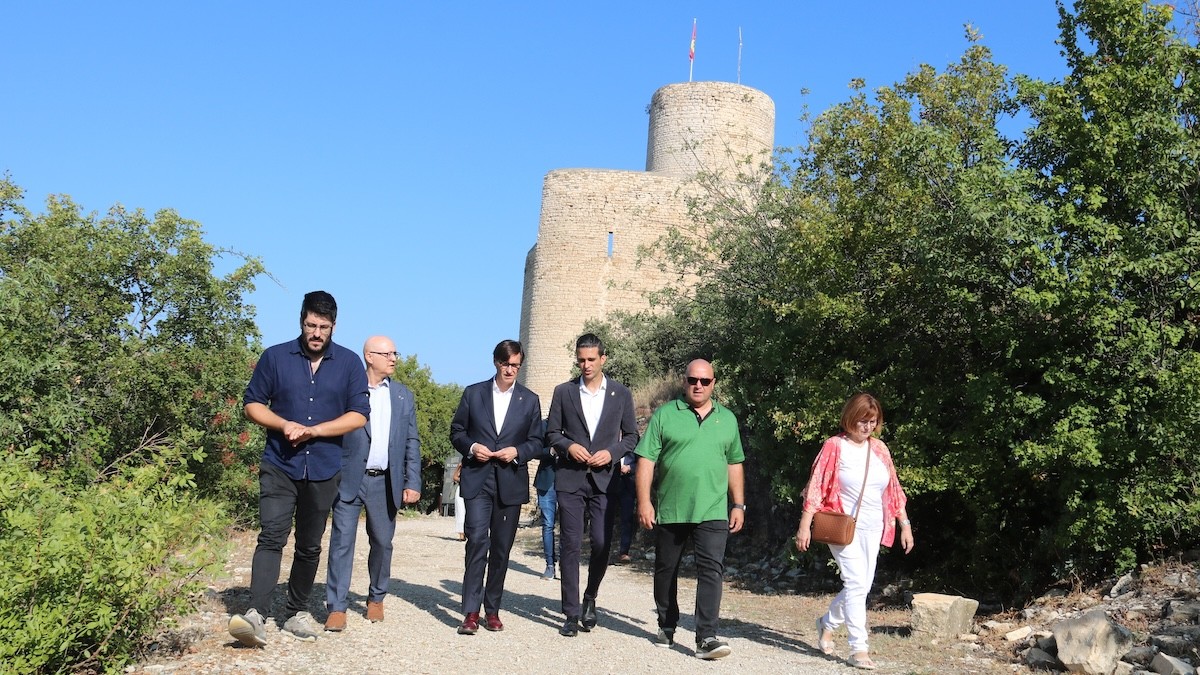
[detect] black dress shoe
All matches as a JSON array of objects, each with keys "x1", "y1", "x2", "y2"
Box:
[
  {"x1": 559, "y1": 617, "x2": 579, "y2": 637},
  {"x1": 581, "y1": 597, "x2": 597, "y2": 631}
]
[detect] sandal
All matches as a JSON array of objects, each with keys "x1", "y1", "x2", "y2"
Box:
[
  {"x1": 814, "y1": 617, "x2": 835, "y2": 655},
  {"x1": 848, "y1": 652, "x2": 877, "y2": 670}
]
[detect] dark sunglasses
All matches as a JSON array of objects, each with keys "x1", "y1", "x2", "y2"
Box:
[{"x1": 685, "y1": 376, "x2": 713, "y2": 386}]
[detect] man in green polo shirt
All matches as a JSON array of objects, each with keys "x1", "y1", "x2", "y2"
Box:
[{"x1": 635, "y1": 359, "x2": 745, "y2": 660}]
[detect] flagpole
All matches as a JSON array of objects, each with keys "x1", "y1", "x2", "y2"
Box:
[
  {"x1": 688, "y1": 18, "x2": 696, "y2": 82},
  {"x1": 737, "y1": 27, "x2": 743, "y2": 84}
]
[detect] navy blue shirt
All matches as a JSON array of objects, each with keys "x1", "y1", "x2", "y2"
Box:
[{"x1": 243, "y1": 337, "x2": 371, "y2": 481}]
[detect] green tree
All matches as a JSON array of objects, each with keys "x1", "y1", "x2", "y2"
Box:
[
  {"x1": 638, "y1": 0, "x2": 1200, "y2": 598},
  {"x1": 1013, "y1": 0, "x2": 1200, "y2": 575},
  {"x1": 0, "y1": 177, "x2": 262, "y2": 669},
  {"x1": 391, "y1": 354, "x2": 462, "y2": 512},
  {"x1": 0, "y1": 177, "x2": 265, "y2": 506}
]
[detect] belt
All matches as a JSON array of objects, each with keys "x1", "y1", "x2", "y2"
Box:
[{"x1": 365, "y1": 468, "x2": 387, "y2": 477}]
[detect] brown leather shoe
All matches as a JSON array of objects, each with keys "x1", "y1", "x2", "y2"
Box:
[
  {"x1": 485, "y1": 613, "x2": 504, "y2": 632},
  {"x1": 324, "y1": 610, "x2": 346, "y2": 632},
  {"x1": 366, "y1": 601, "x2": 384, "y2": 622},
  {"x1": 457, "y1": 612, "x2": 480, "y2": 635}
]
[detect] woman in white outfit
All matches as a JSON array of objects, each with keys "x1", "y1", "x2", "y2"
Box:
[{"x1": 795, "y1": 393, "x2": 914, "y2": 670}]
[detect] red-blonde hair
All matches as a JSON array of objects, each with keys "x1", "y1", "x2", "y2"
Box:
[{"x1": 840, "y1": 392, "x2": 883, "y2": 434}]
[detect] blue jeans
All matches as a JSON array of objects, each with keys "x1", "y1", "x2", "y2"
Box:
[{"x1": 537, "y1": 486, "x2": 557, "y2": 567}]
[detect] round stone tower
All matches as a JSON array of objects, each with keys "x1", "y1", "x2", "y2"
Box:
[{"x1": 519, "y1": 81, "x2": 775, "y2": 415}]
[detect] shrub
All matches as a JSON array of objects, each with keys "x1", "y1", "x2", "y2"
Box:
[{"x1": 0, "y1": 437, "x2": 229, "y2": 673}]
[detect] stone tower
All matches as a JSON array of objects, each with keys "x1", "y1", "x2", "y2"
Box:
[{"x1": 518, "y1": 81, "x2": 775, "y2": 415}]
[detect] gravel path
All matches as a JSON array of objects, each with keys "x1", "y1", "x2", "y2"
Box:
[{"x1": 131, "y1": 514, "x2": 986, "y2": 674}]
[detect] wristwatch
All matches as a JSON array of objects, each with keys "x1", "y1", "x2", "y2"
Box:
[{"x1": 731, "y1": 503, "x2": 747, "y2": 512}]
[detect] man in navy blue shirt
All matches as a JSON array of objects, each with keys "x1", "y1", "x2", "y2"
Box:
[{"x1": 228, "y1": 290, "x2": 370, "y2": 646}]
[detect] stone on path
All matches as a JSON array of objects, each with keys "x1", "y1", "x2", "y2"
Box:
[
  {"x1": 911, "y1": 592, "x2": 979, "y2": 638},
  {"x1": 1052, "y1": 609, "x2": 1132, "y2": 675}
]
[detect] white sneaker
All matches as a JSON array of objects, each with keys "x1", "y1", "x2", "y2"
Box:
[
  {"x1": 281, "y1": 611, "x2": 322, "y2": 642},
  {"x1": 228, "y1": 608, "x2": 267, "y2": 647}
]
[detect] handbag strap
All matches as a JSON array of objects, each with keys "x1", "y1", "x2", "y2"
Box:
[{"x1": 844, "y1": 435, "x2": 871, "y2": 520}]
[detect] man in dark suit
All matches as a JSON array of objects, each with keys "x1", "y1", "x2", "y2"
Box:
[
  {"x1": 450, "y1": 339, "x2": 544, "y2": 635},
  {"x1": 323, "y1": 336, "x2": 422, "y2": 631},
  {"x1": 546, "y1": 333, "x2": 639, "y2": 637}
]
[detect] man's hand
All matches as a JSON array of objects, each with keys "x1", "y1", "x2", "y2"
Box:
[
  {"x1": 728, "y1": 508, "x2": 745, "y2": 534},
  {"x1": 587, "y1": 449, "x2": 612, "y2": 468},
  {"x1": 493, "y1": 446, "x2": 518, "y2": 463},
  {"x1": 567, "y1": 443, "x2": 592, "y2": 464},
  {"x1": 637, "y1": 502, "x2": 656, "y2": 530},
  {"x1": 402, "y1": 488, "x2": 420, "y2": 505},
  {"x1": 620, "y1": 463, "x2": 631, "y2": 475},
  {"x1": 472, "y1": 443, "x2": 495, "y2": 461},
  {"x1": 283, "y1": 421, "x2": 317, "y2": 446}
]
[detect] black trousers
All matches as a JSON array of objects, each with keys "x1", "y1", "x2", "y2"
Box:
[
  {"x1": 557, "y1": 479, "x2": 617, "y2": 618},
  {"x1": 461, "y1": 467, "x2": 522, "y2": 615},
  {"x1": 653, "y1": 520, "x2": 728, "y2": 642},
  {"x1": 249, "y1": 461, "x2": 340, "y2": 618}
]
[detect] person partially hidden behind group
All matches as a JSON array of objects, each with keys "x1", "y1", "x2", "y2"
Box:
[
  {"x1": 796, "y1": 392, "x2": 914, "y2": 670},
  {"x1": 323, "y1": 336, "x2": 422, "y2": 632},
  {"x1": 449, "y1": 339, "x2": 544, "y2": 635}
]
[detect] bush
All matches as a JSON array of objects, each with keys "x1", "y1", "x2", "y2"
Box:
[{"x1": 0, "y1": 437, "x2": 229, "y2": 673}]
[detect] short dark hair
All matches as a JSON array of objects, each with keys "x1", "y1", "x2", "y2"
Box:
[
  {"x1": 575, "y1": 333, "x2": 605, "y2": 356},
  {"x1": 493, "y1": 339, "x2": 523, "y2": 363},
  {"x1": 301, "y1": 290, "x2": 338, "y2": 324}
]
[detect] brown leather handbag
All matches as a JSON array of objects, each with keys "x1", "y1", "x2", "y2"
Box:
[{"x1": 810, "y1": 438, "x2": 871, "y2": 546}]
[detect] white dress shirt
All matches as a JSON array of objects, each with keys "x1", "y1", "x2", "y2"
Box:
[
  {"x1": 366, "y1": 379, "x2": 392, "y2": 471},
  {"x1": 578, "y1": 375, "x2": 607, "y2": 441}
]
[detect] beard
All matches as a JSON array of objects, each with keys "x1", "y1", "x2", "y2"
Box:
[{"x1": 303, "y1": 336, "x2": 330, "y2": 358}]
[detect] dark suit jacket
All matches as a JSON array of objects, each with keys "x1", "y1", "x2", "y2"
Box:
[
  {"x1": 450, "y1": 378, "x2": 543, "y2": 506},
  {"x1": 546, "y1": 377, "x2": 639, "y2": 494},
  {"x1": 339, "y1": 378, "x2": 422, "y2": 517}
]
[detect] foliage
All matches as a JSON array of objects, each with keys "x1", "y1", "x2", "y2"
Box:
[
  {"x1": 0, "y1": 177, "x2": 264, "y2": 670},
  {"x1": 390, "y1": 355, "x2": 463, "y2": 512},
  {"x1": 0, "y1": 178, "x2": 265, "y2": 511},
  {"x1": 580, "y1": 311, "x2": 708, "y2": 389},
  {"x1": 0, "y1": 441, "x2": 229, "y2": 674},
  {"x1": 614, "y1": 0, "x2": 1200, "y2": 600}
]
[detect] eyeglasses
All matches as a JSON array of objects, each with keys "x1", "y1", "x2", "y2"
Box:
[
  {"x1": 685, "y1": 376, "x2": 714, "y2": 386},
  {"x1": 302, "y1": 321, "x2": 333, "y2": 334},
  {"x1": 369, "y1": 351, "x2": 400, "y2": 359},
  {"x1": 498, "y1": 361, "x2": 522, "y2": 371}
]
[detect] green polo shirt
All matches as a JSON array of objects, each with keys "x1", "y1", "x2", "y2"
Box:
[{"x1": 635, "y1": 398, "x2": 745, "y2": 524}]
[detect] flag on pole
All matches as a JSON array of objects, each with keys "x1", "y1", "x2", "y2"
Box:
[{"x1": 689, "y1": 19, "x2": 696, "y2": 61}]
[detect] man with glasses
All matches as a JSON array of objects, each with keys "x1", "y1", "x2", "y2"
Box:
[
  {"x1": 229, "y1": 291, "x2": 370, "y2": 646},
  {"x1": 635, "y1": 359, "x2": 745, "y2": 660},
  {"x1": 450, "y1": 339, "x2": 544, "y2": 635},
  {"x1": 323, "y1": 336, "x2": 421, "y2": 631},
  {"x1": 545, "y1": 333, "x2": 639, "y2": 637}
]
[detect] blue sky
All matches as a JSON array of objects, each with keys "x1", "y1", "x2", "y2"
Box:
[{"x1": 3, "y1": 2, "x2": 1066, "y2": 386}]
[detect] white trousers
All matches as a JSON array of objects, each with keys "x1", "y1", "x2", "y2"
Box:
[
  {"x1": 454, "y1": 485, "x2": 466, "y2": 534},
  {"x1": 823, "y1": 527, "x2": 882, "y2": 653}
]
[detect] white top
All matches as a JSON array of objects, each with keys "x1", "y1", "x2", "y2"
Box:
[
  {"x1": 836, "y1": 437, "x2": 890, "y2": 532},
  {"x1": 578, "y1": 375, "x2": 608, "y2": 441},
  {"x1": 366, "y1": 379, "x2": 391, "y2": 471},
  {"x1": 491, "y1": 378, "x2": 514, "y2": 435}
]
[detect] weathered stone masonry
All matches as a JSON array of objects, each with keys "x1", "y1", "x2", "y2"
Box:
[{"x1": 518, "y1": 81, "x2": 776, "y2": 416}]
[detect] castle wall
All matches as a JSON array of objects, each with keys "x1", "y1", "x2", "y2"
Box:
[
  {"x1": 519, "y1": 169, "x2": 693, "y2": 413},
  {"x1": 518, "y1": 81, "x2": 775, "y2": 417},
  {"x1": 646, "y1": 81, "x2": 775, "y2": 177}
]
